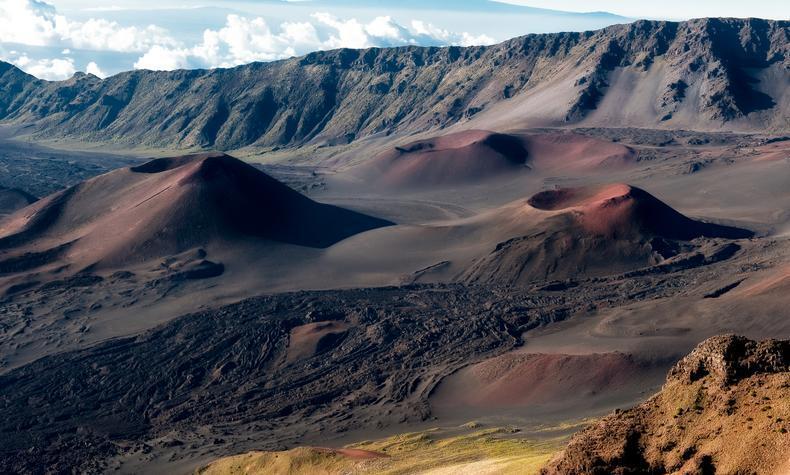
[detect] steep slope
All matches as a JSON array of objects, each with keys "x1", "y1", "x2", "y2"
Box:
[
  {"x1": 0, "y1": 153, "x2": 391, "y2": 271},
  {"x1": 542, "y1": 335, "x2": 790, "y2": 475},
  {"x1": 462, "y1": 184, "x2": 753, "y2": 285},
  {"x1": 0, "y1": 19, "x2": 786, "y2": 150},
  {"x1": 0, "y1": 61, "x2": 43, "y2": 118}
]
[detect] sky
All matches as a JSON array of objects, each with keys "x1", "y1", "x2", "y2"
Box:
[
  {"x1": 498, "y1": 0, "x2": 790, "y2": 20},
  {"x1": 1, "y1": 0, "x2": 787, "y2": 81}
]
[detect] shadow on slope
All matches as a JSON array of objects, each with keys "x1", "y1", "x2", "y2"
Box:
[
  {"x1": 463, "y1": 184, "x2": 753, "y2": 285},
  {"x1": 0, "y1": 153, "x2": 393, "y2": 271}
]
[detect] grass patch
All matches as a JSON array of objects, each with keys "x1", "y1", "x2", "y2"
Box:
[{"x1": 199, "y1": 426, "x2": 564, "y2": 475}]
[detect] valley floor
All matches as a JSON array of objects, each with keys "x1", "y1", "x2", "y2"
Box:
[{"x1": 0, "y1": 127, "x2": 787, "y2": 473}]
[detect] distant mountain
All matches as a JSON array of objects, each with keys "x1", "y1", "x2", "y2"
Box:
[
  {"x1": 302, "y1": 0, "x2": 628, "y2": 17},
  {"x1": 0, "y1": 18, "x2": 786, "y2": 151}
]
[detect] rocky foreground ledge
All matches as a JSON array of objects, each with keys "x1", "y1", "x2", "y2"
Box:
[{"x1": 542, "y1": 335, "x2": 790, "y2": 474}]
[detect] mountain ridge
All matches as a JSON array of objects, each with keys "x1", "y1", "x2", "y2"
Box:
[{"x1": 0, "y1": 18, "x2": 787, "y2": 151}]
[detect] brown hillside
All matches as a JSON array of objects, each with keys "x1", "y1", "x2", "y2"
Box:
[
  {"x1": 358, "y1": 130, "x2": 528, "y2": 187},
  {"x1": 462, "y1": 184, "x2": 752, "y2": 285},
  {"x1": 0, "y1": 153, "x2": 392, "y2": 270},
  {"x1": 542, "y1": 335, "x2": 790, "y2": 475}
]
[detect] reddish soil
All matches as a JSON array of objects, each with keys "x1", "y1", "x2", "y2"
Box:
[
  {"x1": 360, "y1": 130, "x2": 528, "y2": 188},
  {"x1": 522, "y1": 133, "x2": 636, "y2": 172},
  {"x1": 0, "y1": 153, "x2": 392, "y2": 271},
  {"x1": 527, "y1": 184, "x2": 753, "y2": 240},
  {"x1": 462, "y1": 183, "x2": 753, "y2": 285},
  {"x1": 431, "y1": 352, "x2": 646, "y2": 409},
  {"x1": 356, "y1": 130, "x2": 636, "y2": 188},
  {"x1": 735, "y1": 264, "x2": 790, "y2": 297}
]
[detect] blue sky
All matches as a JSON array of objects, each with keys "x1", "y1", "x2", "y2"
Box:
[
  {"x1": 497, "y1": 0, "x2": 789, "y2": 19},
  {"x1": 1, "y1": 1, "x2": 787, "y2": 80}
]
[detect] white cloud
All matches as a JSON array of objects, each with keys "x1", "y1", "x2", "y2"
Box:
[
  {"x1": 131, "y1": 13, "x2": 496, "y2": 72},
  {"x1": 5, "y1": 53, "x2": 75, "y2": 80},
  {"x1": 85, "y1": 60, "x2": 106, "y2": 78},
  {"x1": 410, "y1": 20, "x2": 451, "y2": 42},
  {"x1": 0, "y1": 1, "x2": 497, "y2": 76},
  {"x1": 312, "y1": 12, "x2": 374, "y2": 49},
  {"x1": 133, "y1": 44, "x2": 190, "y2": 70},
  {"x1": 281, "y1": 21, "x2": 321, "y2": 46},
  {"x1": 211, "y1": 15, "x2": 299, "y2": 64},
  {"x1": 65, "y1": 18, "x2": 176, "y2": 52},
  {"x1": 457, "y1": 32, "x2": 496, "y2": 47},
  {"x1": 0, "y1": 0, "x2": 178, "y2": 52},
  {"x1": 410, "y1": 20, "x2": 495, "y2": 46},
  {"x1": 0, "y1": 0, "x2": 60, "y2": 46},
  {"x1": 366, "y1": 16, "x2": 411, "y2": 43},
  {"x1": 32, "y1": 58, "x2": 74, "y2": 79}
]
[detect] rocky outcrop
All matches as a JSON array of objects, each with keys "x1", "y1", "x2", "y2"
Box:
[
  {"x1": 669, "y1": 335, "x2": 790, "y2": 385},
  {"x1": 542, "y1": 335, "x2": 790, "y2": 475},
  {"x1": 0, "y1": 19, "x2": 786, "y2": 150}
]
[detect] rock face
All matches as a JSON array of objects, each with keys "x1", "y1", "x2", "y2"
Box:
[
  {"x1": 0, "y1": 18, "x2": 787, "y2": 150},
  {"x1": 541, "y1": 335, "x2": 790, "y2": 475},
  {"x1": 669, "y1": 334, "x2": 790, "y2": 385}
]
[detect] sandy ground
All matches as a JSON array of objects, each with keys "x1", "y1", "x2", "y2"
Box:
[
  {"x1": 0, "y1": 128, "x2": 787, "y2": 473},
  {"x1": 1, "y1": 129, "x2": 786, "y2": 372}
]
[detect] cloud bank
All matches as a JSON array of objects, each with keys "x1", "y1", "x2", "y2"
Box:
[
  {"x1": 134, "y1": 13, "x2": 495, "y2": 71},
  {"x1": 6, "y1": 53, "x2": 76, "y2": 80},
  {"x1": 0, "y1": 0, "x2": 177, "y2": 51},
  {"x1": 0, "y1": 0, "x2": 496, "y2": 79}
]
